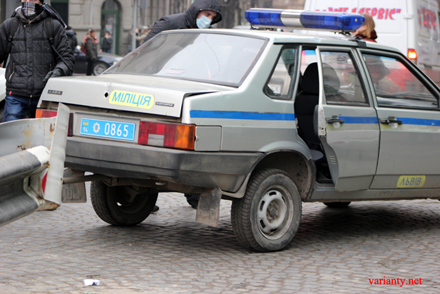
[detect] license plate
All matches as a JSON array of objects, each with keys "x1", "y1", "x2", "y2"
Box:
[
  {"x1": 397, "y1": 175, "x2": 426, "y2": 188},
  {"x1": 80, "y1": 118, "x2": 136, "y2": 141}
]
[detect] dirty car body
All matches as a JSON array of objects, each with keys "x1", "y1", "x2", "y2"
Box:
[{"x1": 38, "y1": 20, "x2": 440, "y2": 251}]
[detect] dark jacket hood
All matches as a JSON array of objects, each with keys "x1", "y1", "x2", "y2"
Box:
[
  {"x1": 184, "y1": 0, "x2": 222, "y2": 28},
  {"x1": 14, "y1": 7, "x2": 48, "y2": 23},
  {"x1": 65, "y1": 30, "x2": 76, "y2": 37},
  {"x1": 12, "y1": 3, "x2": 67, "y2": 28}
]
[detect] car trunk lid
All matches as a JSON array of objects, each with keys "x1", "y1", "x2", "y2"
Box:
[{"x1": 40, "y1": 74, "x2": 233, "y2": 118}]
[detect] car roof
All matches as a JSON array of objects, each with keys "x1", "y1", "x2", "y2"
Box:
[{"x1": 162, "y1": 28, "x2": 402, "y2": 55}]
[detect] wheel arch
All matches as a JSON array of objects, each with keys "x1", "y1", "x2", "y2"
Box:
[{"x1": 251, "y1": 151, "x2": 315, "y2": 201}]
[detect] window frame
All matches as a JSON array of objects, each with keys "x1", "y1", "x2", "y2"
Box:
[
  {"x1": 317, "y1": 46, "x2": 372, "y2": 107},
  {"x1": 263, "y1": 45, "x2": 300, "y2": 101},
  {"x1": 358, "y1": 48, "x2": 440, "y2": 111}
]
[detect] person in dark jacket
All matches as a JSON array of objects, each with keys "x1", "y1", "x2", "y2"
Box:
[
  {"x1": 0, "y1": 0, "x2": 74, "y2": 122},
  {"x1": 65, "y1": 25, "x2": 78, "y2": 52},
  {"x1": 143, "y1": 0, "x2": 222, "y2": 44},
  {"x1": 143, "y1": 0, "x2": 222, "y2": 211},
  {"x1": 101, "y1": 31, "x2": 112, "y2": 53},
  {"x1": 85, "y1": 29, "x2": 98, "y2": 76}
]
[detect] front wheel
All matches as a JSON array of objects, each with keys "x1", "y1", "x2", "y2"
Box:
[
  {"x1": 91, "y1": 181, "x2": 158, "y2": 226},
  {"x1": 231, "y1": 169, "x2": 302, "y2": 252}
]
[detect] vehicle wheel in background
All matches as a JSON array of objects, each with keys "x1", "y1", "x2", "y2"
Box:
[
  {"x1": 323, "y1": 202, "x2": 351, "y2": 208},
  {"x1": 231, "y1": 169, "x2": 302, "y2": 252},
  {"x1": 90, "y1": 180, "x2": 158, "y2": 226},
  {"x1": 93, "y1": 62, "x2": 109, "y2": 76}
]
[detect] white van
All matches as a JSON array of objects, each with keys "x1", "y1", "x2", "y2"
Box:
[{"x1": 304, "y1": 0, "x2": 440, "y2": 83}]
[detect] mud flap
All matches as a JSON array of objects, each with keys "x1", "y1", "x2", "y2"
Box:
[
  {"x1": 62, "y1": 169, "x2": 86, "y2": 203},
  {"x1": 196, "y1": 187, "x2": 221, "y2": 227}
]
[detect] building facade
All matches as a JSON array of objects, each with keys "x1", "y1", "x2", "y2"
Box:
[{"x1": 1, "y1": 0, "x2": 305, "y2": 56}]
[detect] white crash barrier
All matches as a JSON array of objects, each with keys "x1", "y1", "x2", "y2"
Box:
[{"x1": 0, "y1": 104, "x2": 69, "y2": 226}]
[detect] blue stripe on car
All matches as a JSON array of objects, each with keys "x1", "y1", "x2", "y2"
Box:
[
  {"x1": 339, "y1": 116, "x2": 378, "y2": 124},
  {"x1": 190, "y1": 111, "x2": 295, "y2": 121},
  {"x1": 190, "y1": 112, "x2": 440, "y2": 127},
  {"x1": 398, "y1": 117, "x2": 440, "y2": 126}
]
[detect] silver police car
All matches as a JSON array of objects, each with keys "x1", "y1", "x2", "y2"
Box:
[{"x1": 38, "y1": 9, "x2": 440, "y2": 252}]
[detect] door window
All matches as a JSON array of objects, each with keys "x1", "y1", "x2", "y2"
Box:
[
  {"x1": 363, "y1": 53, "x2": 438, "y2": 109},
  {"x1": 320, "y1": 51, "x2": 368, "y2": 105},
  {"x1": 266, "y1": 48, "x2": 296, "y2": 99}
]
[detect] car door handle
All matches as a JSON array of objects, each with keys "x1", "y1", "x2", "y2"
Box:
[
  {"x1": 326, "y1": 116, "x2": 345, "y2": 124},
  {"x1": 380, "y1": 117, "x2": 403, "y2": 125}
]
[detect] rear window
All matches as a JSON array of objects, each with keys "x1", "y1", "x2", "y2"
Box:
[{"x1": 106, "y1": 32, "x2": 267, "y2": 86}]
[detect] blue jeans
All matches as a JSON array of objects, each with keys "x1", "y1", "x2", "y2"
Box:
[{"x1": 3, "y1": 94, "x2": 39, "y2": 122}]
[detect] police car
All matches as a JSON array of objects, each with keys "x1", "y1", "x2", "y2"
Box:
[{"x1": 37, "y1": 9, "x2": 440, "y2": 252}]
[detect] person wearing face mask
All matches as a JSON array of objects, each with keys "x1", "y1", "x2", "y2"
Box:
[
  {"x1": 142, "y1": 0, "x2": 222, "y2": 211},
  {"x1": 0, "y1": 0, "x2": 74, "y2": 122},
  {"x1": 142, "y1": 0, "x2": 222, "y2": 44}
]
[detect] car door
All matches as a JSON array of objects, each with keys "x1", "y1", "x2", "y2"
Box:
[
  {"x1": 359, "y1": 49, "x2": 440, "y2": 190},
  {"x1": 314, "y1": 47, "x2": 380, "y2": 191}
]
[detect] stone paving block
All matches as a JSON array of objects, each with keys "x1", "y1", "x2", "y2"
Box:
[{"x1": 1, "y1": 197, "x2": 440, "y2": 292}]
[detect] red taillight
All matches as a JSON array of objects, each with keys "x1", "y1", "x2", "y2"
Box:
[
  {"x1": 138, "y1": 121, "x2": 195, "y2": 150},
  {"x1": 35, "y1": 109, "x2": 73, "y2": 136},
  {"x1": 408, "y1": 49, "x2": 417, "y2": 63},
  {"x1": 35, "y1": 109, "x2": 57, "y2": 118}
]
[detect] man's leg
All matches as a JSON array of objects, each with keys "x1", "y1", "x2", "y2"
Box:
[
  {"x1": 86, "y1": 58, "x2": 94, "y2": 76},
  {"x1": 27, "y1": 97, "x2": 40, "y2": 118},
  {"x1": 3, "y1": 95, "x2": 28, "y2": 122}
]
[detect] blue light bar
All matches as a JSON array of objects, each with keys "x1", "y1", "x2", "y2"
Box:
[
  {"x1": 245, "y1": 9, "x2": 365, "y2": 32},
  {"x1": 300, "y1": 11, "x2": 364, "y2": 31}
]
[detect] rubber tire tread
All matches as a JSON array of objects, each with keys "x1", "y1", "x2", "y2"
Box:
[
  {"x1": 91, "y1": 180, "x2": 118, "y2": 225},
  {"x1": 90, "y1": 180, "x2": 158, "y2": 226},
  {"x1": 231, "y1": 168, "x2": 302, "y2": 252}
]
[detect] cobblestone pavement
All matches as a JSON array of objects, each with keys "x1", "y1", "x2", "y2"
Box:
[{"x1": 1, "y1": 188, "x2": 440, "y2": 293}]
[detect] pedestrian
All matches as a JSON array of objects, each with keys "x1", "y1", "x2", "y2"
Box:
[
  {"x1": 65, "y1": 25, "x2": 78, "y2": 53},
  {"x1": 101, "y1": 30, "x2": 112, "y2": 53},
  {"x1": 353, "y1": 13, "x2": 377, "y2": 42},
  {"x1": 135, "y1": 26, "x2": 150, "y2": 46},
  {"x1": 143, "y1": 0, "x2": 222, "y2": 44},
  {"x1": 0, "y1": 0, "x2": 74, "y2": 122},
  {"x1": 143, "y1": 0, "x2": 222, "y2": 211},
  {"x1": 84, "y1": 29, "x2": 98, "y2": 76}
]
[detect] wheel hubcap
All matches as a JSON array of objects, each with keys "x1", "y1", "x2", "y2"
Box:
[{"x1": 257, "y1": 189, "x2": 288, "y2": 237}]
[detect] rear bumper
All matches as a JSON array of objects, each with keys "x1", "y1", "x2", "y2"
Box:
[{"x1": 65, "y1": 137, "x2": 263, "y2": 192}]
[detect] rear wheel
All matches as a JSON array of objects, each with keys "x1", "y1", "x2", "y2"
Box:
[
  {"x1": 231, "y1": 169, "x2": 302, "y2": 252},
  {"x1": 91, "y1": 181, "x2": 158, "y2": 226},
  {"x1": 323, "y1": 202, "x2": 351, "y2": 208},
  {"x1": 93, "y1": 62, "x2": 109, "y2": 75}
]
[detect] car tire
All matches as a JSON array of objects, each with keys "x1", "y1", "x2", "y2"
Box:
[
  {"x1": 90, "y1": 180, "x2": 158, "y2": 226},
  {"x1": 231, "y1": 168, "x2": 302, "y2": 252},
  {"x1": 93, "y1": 62, "x2": 109, "y2": 76},
  {"x1": 323, "y1": 202, "x2": 351, "y2": 208}
]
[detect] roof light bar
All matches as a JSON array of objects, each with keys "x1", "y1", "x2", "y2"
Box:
[{"x1": 245, "y1": 9, "x2": 365, "y2": 32}]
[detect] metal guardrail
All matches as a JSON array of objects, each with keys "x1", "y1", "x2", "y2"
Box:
[{"x1": 0, "y1": 104, "x2": 69, "y2": 227}]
